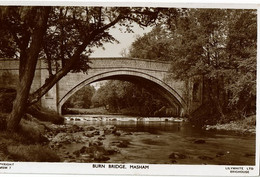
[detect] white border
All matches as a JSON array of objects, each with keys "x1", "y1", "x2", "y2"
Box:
[
  {"x1": 0, "y1": 0, "x2": 258, "y2": 8},
  {"x1": 0, "y1": 1, "x2": 259, "y2": 176},
  {"x1": 0, "y1": 162, "x2": 259, "y2": 176}
]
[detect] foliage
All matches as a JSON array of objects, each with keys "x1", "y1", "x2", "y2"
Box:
[
  {"x1": 129, "y1": 25, "x2": 173, "y2": 60},
  {"x1": 128, "y1": 8, "x2": 256, "y2": 123},
  {"x1": 63, "y1": 85, "x2": 95, "y2": 110},
  {"x1": 91, "y1": 80, "x2": 172, "y2": 116}
]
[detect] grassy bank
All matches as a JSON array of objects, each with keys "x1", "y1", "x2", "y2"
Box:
[
  {"x1": 0, "y1": 104, "x2": 63, "y2": 162},
  {"x1": 0, "y1": 130, "x2": 60, "y2": 162},
  {"x1": 0, "y1": 113, "x2": 61, "y2": 162}
]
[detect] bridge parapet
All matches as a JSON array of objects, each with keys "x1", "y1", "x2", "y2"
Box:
[{"x1": 88, "y1": 57, "x2": 171, "y2": 73}]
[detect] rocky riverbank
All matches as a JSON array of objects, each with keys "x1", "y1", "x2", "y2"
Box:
[
  {"x1": 46, "y1": 123, "x2": 133, "y2": 162},
  {"x1": 204, "y1": 115, "x2": 256, "y2": 134}
]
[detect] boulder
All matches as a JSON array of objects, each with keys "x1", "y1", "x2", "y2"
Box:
[
  {"x1": 90, "y1": 140, "x2": 103, "y2": 146},
  {"x1": 169, "y1": 152, "x2": 187, "y2": 159},
  {"x1": 98, "y1": 136, "x2": 105, "y2": 140},
  {"x1": 104, "y1": 148, "x2": 118, "y2": 155},
  {"x1": 73, "y1": 150, "x2": 81, "y2": 157},
  {"x1": 103, "y1": 125, "x2": 117, "y2": 135},
  {"x1": 93, "y1": 130, "x2": 100, "y2": 136},
  {"x1": 86, "y1": 126, "x2": 96, "y2": 131},
  {"x1": 79, "y1": 146, "x2": 88, "y2": 153},
  {"x1": 71, "y1": 124, "x2": 83, "y2": 132},
  {"x1": 113, "y1": 131, "x2": 121, "y2": 136},
  {"x1": 93, "y1": 150, "x2": 110, "y2": 162},
  {"x1": 198, "y1": 155, "x2": 213, "y2": 160},
  {"x1": 85, "y1": 132, "x2": 94, "y2": 138},
  {"x1": 116, "y1": 140, "x2": 130, "y2": 148}
]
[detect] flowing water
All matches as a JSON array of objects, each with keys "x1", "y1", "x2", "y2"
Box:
[{"x1": 64, "y1": 115, "x2": 255, "y2": 165}]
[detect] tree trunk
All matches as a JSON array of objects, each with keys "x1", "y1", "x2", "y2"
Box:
[
  {"x1": 7, "y1": 83, "x2": 29, "y2": 130},
  {"x1": 28, "y1": 16, "x2": 123, "y2": 106},
  {"x1": 7, "y1": 7, "x2": 50, "y2": 131}
]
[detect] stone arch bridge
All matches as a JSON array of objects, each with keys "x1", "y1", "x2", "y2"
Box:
[{"x1": 0, "y1": 57, "x2": 203, "y2": 116}]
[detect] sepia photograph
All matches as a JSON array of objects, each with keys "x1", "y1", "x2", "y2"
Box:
[{"x1": 0, "y1": 1, "x2": 258, "y2": 176}]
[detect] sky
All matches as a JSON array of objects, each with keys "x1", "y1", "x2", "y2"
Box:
[
  {"x1": 90, "y1": 24, "x2": 152, "y2": 58},
  {"x1": 90, "y1": 23, "x2": 153, "y2": 89}
]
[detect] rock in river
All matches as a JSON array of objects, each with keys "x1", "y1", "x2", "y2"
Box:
[
  {"x1": 198, "y1": 155, "x2": 214, "y2": 160},
  {"x1": 169, "y1": 152, "x2": 187, "y2": 159},
  {"x1": 93, "y1": 150, "x2": 110, "y2": 161},
  {"x1": 86, "y1": 126, "x2": 96, "y2": 131},
  {"x1": 103, "y1": 125, "x2": 117, "y2": 135},
  {"x1": 84, "y1": 132, "x2": 94, "y2": 137},
  {"x1": 116, "y1": 140, "x2": 130, "y2": 148}
]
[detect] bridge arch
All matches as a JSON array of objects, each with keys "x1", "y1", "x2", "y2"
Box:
[{"x1": 58, "y1": 70, "x2": 187, "y2": 116}]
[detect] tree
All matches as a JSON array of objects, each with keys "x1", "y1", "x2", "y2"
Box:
[
  {"x1": 91, "y1": 80, "x2": 172, "y2": 116},
  {"x1": 0, "y1": 6, "x2": 168, "y2": 131},
  {"x1": 129, "y1": 25, "x2": 173, "y2": 60},
  {"x1": 0, "y1": 7, "x2": 51, "y2": 130},
  {"x1": 63, "y1": 85, "x2": 95, "y2": 110},
  {"x1": 171, "y1": 9, "x2": 256, "y2": 120},
  {"x1": 128, "y1": 8, "x2": 257, "y2": 123}
]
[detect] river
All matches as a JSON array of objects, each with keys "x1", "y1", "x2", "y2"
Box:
[{"x1": 58, "y1": 115, "x2": 255, "y2": 165}]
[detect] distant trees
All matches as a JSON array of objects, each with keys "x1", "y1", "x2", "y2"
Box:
[
  {"x1": 63, "y1": 85, "x2": 95, "y2": 110},
  {"x1": 91, "y1": 80, "x2": 172, "y2": 116},
  {"x1": 128, "y1": 9, "x2": 257, "y2": 123}
]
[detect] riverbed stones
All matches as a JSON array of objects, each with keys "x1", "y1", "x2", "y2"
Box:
[
  {"x1": 86, "y1": 126, "x2": 96, "y2": 131},
  {"x1": 73, "y1": 150, "x2": 81, "y2": 157},
  {"x1": 113, "y1": 131, "x2": 121, "y2": 136},
  {"x1": 90, "y1": 140, "x2": 103, "y2": 146},
  {"x1": 93, "y1": 130, "x2": 100, "y2": 135},
  {"x1": 93, "y1": 150, "x2": 110, "y2": 161},
  {"x1": 103, "y1": 125, "x2": 117, "y2": 135},
  {"x1": 104, "y1": 148, "x2": 118, "y2": 155},
  {"x1": 80, "y1": 146, "x2": 87, "y2": 153},
  {"x1": 169, "y1": 152, "x2": 187, "y2": 159},
  {"x1": 198, "y1": 155, "x2": 213, "y2": 160},
  {"x1": 84, "y1": 132, "x2": 94, "y2": 137},
  {"x1": 71, "y1": 124, "x2": 84, "y2": 132},
  {"x1": 98, "y1": 136, "x2": 105, "y2": 140}
]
